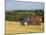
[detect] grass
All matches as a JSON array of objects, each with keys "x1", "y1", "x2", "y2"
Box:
[{"x1": 5, "y1": 21, "x2": 44, "y2": 35}]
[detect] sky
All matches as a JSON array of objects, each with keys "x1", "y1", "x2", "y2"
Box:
[{"x1": 6, "y1": 0, "x2": 44, "y2": 10}]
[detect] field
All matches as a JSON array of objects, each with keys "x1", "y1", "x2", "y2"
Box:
[{"x1": 6, "y1": 21, "x2": 44, "y2": 35}]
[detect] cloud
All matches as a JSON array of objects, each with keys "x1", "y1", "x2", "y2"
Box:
[
  {"x1": 6, "y1": 0, "x2": 16, "y2": 1},
  {"x1": 6, "y1": 0, "x2": 44, "y2": 2},
  {"x1": 16, "y1": 0, "x2": 44, "y2": 2}
]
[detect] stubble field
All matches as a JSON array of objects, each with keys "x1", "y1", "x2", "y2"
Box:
[{"x1": 6, "y1": 21, "x2": 44, "y2": 35}]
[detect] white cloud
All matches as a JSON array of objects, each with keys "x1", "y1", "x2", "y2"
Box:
[
  {"x1": 16, "y1": 0, "x2": 44, "y2": 2},
  {"x1": 6, "y1": 0, "x2": 44, "y2": 2}
]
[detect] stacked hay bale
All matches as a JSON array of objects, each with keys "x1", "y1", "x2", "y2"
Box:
[{"x1": 31, "y1": 16, "x2": 42, "y2": 25}]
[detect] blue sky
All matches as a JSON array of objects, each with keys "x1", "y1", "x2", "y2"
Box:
[{"x1": 6, "y1": 0, "x2": 44, "y2": 10}]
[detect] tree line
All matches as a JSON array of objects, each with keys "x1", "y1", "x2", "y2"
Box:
[{"x1": 5, "y1": 10, "x2": 44, "y2": 21}]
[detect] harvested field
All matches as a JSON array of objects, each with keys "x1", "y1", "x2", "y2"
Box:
[{"x1": 5, "y1": 21, "x2": 44, "y2": 35}]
